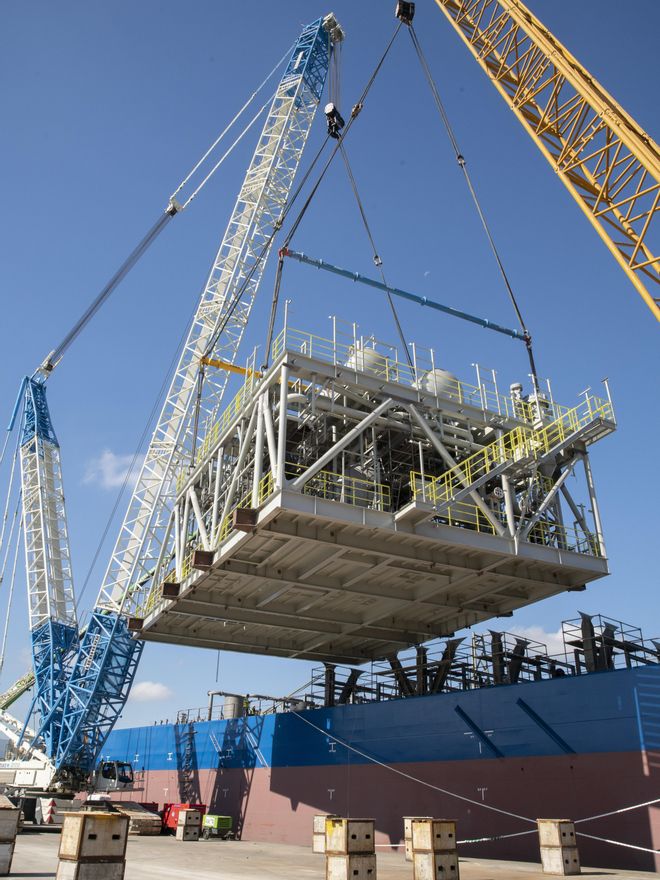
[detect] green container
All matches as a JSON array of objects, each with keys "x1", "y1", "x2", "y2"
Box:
[{"x1": 203, "y1": 814, "x2": 233, "y2": 831}]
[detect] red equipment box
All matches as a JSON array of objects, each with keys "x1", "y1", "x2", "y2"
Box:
[{"x1": 162, "y1": 802, "x2": 207, "y2": 831}]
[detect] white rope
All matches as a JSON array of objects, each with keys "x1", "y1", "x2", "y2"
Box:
[
  {"x1": 292, "y1": 711, "x2": 660, "y2": 855},
  {"x1": 458, "y1": 829, "x2": 536, "y2": 844},
  {"x1": 170, "y1": 44, "x2": 293, "y2": 202},
  {"x1": 576, "y1": 796, "x2": 660, "y2": 824},
  {"x1": 291, "y1": 712, "x2": 536, "y2": 824},
  {"x1": 577, "y1": 831, "x2": 660, "y2": 855},
  {"x1": 0, "y1": 428, "x2": 21, "y2": 559},
  {"x1": 0, "y1": 431, "x2": 10, "y2": 470},
  {"x1": 0, "y1": 512, "x2": 22, "y2": 674},
  {"x1": 0, "y1": 495, "x2": 21, "y2": 585},
  {"x1": 180, "y1": 94, "x2": 274, "y2": 209}
]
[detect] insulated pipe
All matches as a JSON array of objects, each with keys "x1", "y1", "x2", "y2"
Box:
[{"x1": 287, "y1": 393, "x2": 476, "y2": 451}]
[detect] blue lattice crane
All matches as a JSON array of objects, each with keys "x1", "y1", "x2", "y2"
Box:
[{"x1": 0, "y1": 12, "x2": 343, "y2": 792}]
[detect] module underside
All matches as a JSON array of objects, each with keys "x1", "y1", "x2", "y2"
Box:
[
  {"x1": 140, "y1": 491, "x2": 607, "y2": 663},
  {"x1": 134, "y1": 324, "x2": 615, "y2": 664}
]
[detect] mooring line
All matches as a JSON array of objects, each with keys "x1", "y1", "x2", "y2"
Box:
[
  {"x1": 291, "y1": 710, "x2": 660, "y2": 855},
  {"x1": 291, "y1": 711, "x2": 536, "y2": 824}
]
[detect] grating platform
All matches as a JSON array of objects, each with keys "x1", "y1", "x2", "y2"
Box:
[{"x1": 134, "y1": 322, "x2": 615, "y2": 663}]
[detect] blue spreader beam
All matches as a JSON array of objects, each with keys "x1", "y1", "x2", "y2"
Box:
[{"x1": 282, "y1": 248, "x2": 526, "y2": 341}]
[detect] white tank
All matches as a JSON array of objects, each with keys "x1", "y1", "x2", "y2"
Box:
[
  {"x1": 345, "y1": 345, "x2": 391, "y2": 378},
  {"x1": 416, "y1": 369, "x2": 459, "y2": 400},
  {"x1": 223, "y1": 695, "x2": 245, "y2": 719}
]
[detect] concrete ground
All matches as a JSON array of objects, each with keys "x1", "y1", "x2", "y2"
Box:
[{"x1": 10, "y1": 833, "x2": 659, "y2": 879}]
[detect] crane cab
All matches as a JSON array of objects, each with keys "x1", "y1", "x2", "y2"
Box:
[{"x1": 92, "y1": 761, "x2": 134, "y2": 793}]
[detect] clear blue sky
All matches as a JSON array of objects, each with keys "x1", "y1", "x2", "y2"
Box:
[{"x1": 0, "y1": 1, "x2": 658, "y2": 727}]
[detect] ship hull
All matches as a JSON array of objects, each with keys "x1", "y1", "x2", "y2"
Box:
[{"x1": 105, "y1": 663, "x2": 660, "y2": 870}]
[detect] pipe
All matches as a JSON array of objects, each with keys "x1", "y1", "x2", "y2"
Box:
[{"x1": 290, "y1": 398, "x2": 394, "y2": 491}]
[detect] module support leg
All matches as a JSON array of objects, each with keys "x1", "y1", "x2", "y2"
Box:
[
  {"x1": 276, "y1": 365, "x2": 289, "y2": 490},
  {"x1": 581, "y1": 452, "x2": 606, "y2": 558}
]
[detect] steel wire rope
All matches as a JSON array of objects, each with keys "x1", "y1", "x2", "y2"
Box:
[
  {"x1": 0, "y1": 426, "x2": 21, "y2": 562},
  {"x1": 177, "y1": 93, "x2": 276, "y2": 211},
  {"x1": 170, "y1": 44, "x2": 294, "y2": 203},
  {"x1": 338, "y1": 142, "x2": 413, "y2": 368},
  {"x1": 261, "y1": 23, "x2": 405, "y2": 365},
  {"x1": 0, "y1": 509, "x2": 22, "y2": 675},
  {"x1": 0, "y1": 431, "x2": 10, "y2": 471},
  {"x1": 0, "y1": 496, "x2": 21, "y2": 588},
  {"x1": 407, "y1": 24, "x2": 540, "y2": 394}
]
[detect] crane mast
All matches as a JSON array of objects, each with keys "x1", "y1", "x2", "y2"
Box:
[
  {"x1": 52, "y1": 13, "x2": 343, "y2": 784},
  {"x1": 18, "y1": 378, "x2": 78, "y2": 754},
  {"x1": 433, "y1": 0, "x2": 660, "y2": 321}
]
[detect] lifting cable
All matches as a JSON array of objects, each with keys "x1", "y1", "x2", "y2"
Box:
[
  {"x1": 338, "y1": 142, "x2": 413, "y2": 367},
  {"x1": 261, "y1": 22, "x2": 405, "y2": 368},
  {"x1": 406, "y1": 23, "x2": 540, "y2": 394}
]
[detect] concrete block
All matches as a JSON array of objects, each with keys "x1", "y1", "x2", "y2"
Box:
[
  {"x1": 540, "y1": 846, "x2": 581, "y2": 875},
  {"x1": 538, "y1": 819, "x2": 577, "y2": 849},
  {"x1": 56, "y1": 860, "x2": 126, "y2": 880},
  {"x1": 59, "y1": 813, "x2": 129, "y2": 862},
  {"x1": 411, "y1": 819, "x2": 457, "y2": 853},
  {"x1": 313, "y1": 833, "x2": 326, "y2": 854},
  {"x1": 326, "y1": 853, "x2": 377, "y2": 880},
  {"x1": 325, "y1": 818, "x2": 375, "y2": 854},
  {"x1": 412, "y1": 851, "x2": 459, "y2": 880},
  {"x1": 0, "y1": 842, "x2": 14, "y2": 876},
  {"x1": 177, "y1": 809, "x2": 202, "y2": 827},
  {"x1": 175, "y1": 825, "x2": 200, "y2": 841}
]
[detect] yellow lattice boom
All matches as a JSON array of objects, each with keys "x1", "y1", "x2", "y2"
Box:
[{"x1": 433, "y1": 0, "x2": 660, "y2": 321}]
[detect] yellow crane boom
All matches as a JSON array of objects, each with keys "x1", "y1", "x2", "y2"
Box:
[{"x1": 433, "y1": 0, "x2": 660, "y2": 322}]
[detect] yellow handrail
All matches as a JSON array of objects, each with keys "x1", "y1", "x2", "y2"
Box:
[{"x1": 413, "y1": 394, "x2": 613, "y2": 508}]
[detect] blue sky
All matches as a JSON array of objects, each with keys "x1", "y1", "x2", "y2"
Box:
[{"x1": 0, "y1": 1, "x2": 658, "y2": 728}]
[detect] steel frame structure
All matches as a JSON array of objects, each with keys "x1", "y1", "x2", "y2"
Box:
[
  {"x1": 137, "y1": 319, "x2": 615, "y2": 663},
  {"x1": 433, "y1": 0, "x2": 660, "y2": 321},
  {"x1": 18, "y1": 379, "x2": 78, "y2": 755},
  {"x1": 53, "y1": 14, "x2": 343, "y2": 781}
]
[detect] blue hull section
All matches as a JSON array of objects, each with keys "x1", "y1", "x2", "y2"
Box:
[{"x1": 105, "y1": 664, "x2": 658, "y2": 770}]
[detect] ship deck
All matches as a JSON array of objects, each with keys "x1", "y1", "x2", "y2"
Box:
[{"x1": 11, "y1": 834, "x2": 659, "y2": 879}]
